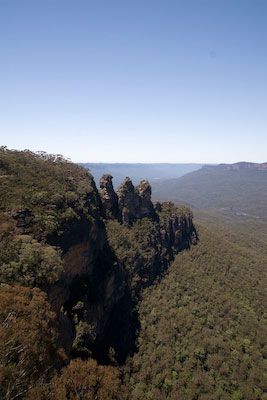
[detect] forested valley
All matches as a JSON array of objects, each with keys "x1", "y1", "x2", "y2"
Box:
[
  {"x1": 124, "y1": 223, "x2": 267, "y2": 399},
  {"x1": 0, "y1": 148, "x2": 266, "y2": 400}
]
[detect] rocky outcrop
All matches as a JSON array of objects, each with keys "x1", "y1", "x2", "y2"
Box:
[
  {"x1": 136, "y1": 180, "x2": 156, "y2": 220},
  {"x1": 103, "y1": 175, "x2": 156, "y2": 224},
  {"x1": 59, "y1": 176, "x2": 197, "y2": 362},
  {"x1": 106, "y1": 200, "x2": 197, "y2": 299},
  {"x1": 99, "y1": 174, "x2": 119, "y2": 219},
  {"x1": 159, "y1": 202, "x2": 198, "y2": 253},
  {"x1": 117, "y1": 177, "x2": 140, "y2": 224}
]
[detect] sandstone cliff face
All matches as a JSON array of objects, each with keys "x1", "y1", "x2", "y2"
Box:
[
  {"x1": 99, "y1": 174, "x2": 119, "y2": 220},
  {"x1": 136, "y1": 180, "x2": 157, "y2": 220},
  {"x1": 104, "y1": 177, "x2": 197, "y2": 294},
  {"x1": 2, "y1": 149, "x2": 197, "y2": 365},
  {"x1": 98, "y1": 176, "x2": 198, "y2": 362},
  {"x1": 103, "y1": 176, "x2": 157, "y2": 224},
  {"x1": 159, "y1": 202, "x2": 198, "y2": 252},
  {"x1": 6, "y1": 169, "x2": 127, "y2": 359},
  {"x1": 117, "y1": 177, "x2": 140, "y2": 224},
  {"x1": 58, "y1": 175, "x2": 197, "y2": 362},
  {"x1": 65, "y1": 258, "x2": 127, "y2": 359}
]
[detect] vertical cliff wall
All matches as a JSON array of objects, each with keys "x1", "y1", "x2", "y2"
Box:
[{"x1": 0, "y1": 149, "x2": 197, "y2": 366}]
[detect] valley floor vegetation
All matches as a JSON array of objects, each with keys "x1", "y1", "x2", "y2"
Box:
[{"x1": 123, "y1": 224, "x2": 267, "y2": 400}]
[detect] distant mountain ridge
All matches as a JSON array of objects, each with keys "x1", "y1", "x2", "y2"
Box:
[
  {"x1": 152, "y1": 162, "x2": 267, "y2": 218},
  {"x1": 203, "y1": 161, "x2": 267, "y2": 171}
]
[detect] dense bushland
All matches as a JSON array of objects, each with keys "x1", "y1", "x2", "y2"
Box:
[
  {"x1": 0, "y1": 285, "x2": 65, "y2": 400},
  {"x1": 124, "y1": 225, "x2": 267, "y2": 400},
  {"x1": 0, "y1": 147, "x2": 101, "y2": 244}
]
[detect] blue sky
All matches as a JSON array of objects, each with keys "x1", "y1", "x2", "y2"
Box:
[{"x1": 0, "y1": 0, "x2": 266, "y2": 163}]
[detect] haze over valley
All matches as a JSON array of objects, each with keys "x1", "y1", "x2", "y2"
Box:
[{"x1": 81, "y1": 163, "x2": 203, "y2": 187}]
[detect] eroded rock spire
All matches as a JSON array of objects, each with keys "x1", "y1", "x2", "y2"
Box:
[{"x1": 99, "y1": 174, "x2": 119, "y2": 219}]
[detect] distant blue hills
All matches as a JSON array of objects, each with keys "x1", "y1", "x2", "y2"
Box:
[{"x1": 80, "y1": 163, "x2": 203, "y2": 187}]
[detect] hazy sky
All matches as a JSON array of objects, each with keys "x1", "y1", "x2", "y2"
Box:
[{"x1": 0, "y1": 0, "x2": 266, "y2": 163}]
